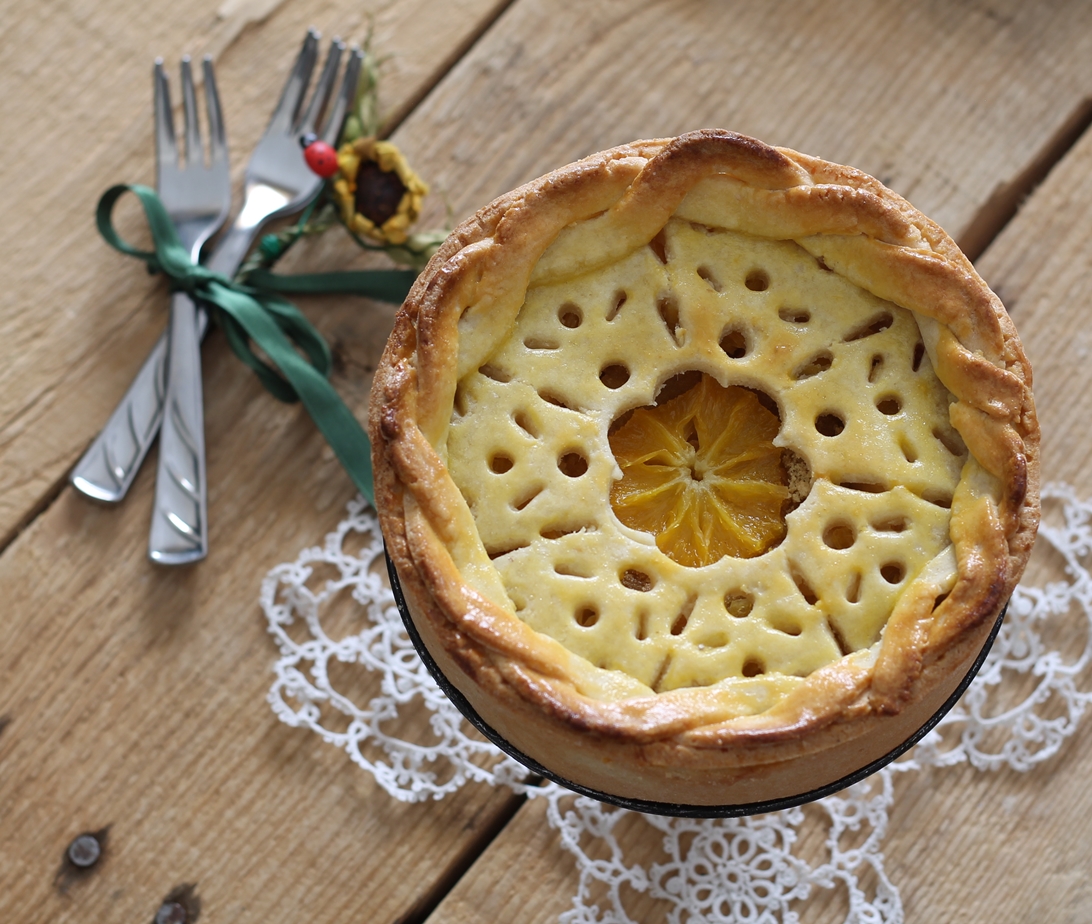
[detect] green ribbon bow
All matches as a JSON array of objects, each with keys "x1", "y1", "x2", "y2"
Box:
[{"x1": 97, "y1": 183, "x2": 418, "y2": 506}]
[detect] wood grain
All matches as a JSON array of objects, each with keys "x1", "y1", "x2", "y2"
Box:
[
  {"x1": 0, "y1": 0, "x2": 510, "y2": 545},
  {"x1": 5, "y1": 0, "x2": 1092, "y2": 922},
  {"x1": 398, "y1": 0, "x2": 1092, "y2": 242},
  {"x1": 382, "y1": 1, "x2": 1092, "y2": 921},
  {"x1": 0, "y1": 2, "x2": 523, "y2": 922},
  {"x1": 877, "y1": 95, "x2": 1092, "y2": 924}
]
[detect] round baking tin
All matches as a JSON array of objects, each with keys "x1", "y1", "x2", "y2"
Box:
[{"x1": 387, "y1": 551, "x2": 1006, "y2": 818}]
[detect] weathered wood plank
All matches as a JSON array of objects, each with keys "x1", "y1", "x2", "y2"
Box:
[
  {"x1": 6, "y1": 0, "x2": 1092, "y2": 922},
  {"x1": 388, "y1": 1, "x2": 1092, "y2": 921},
  {"x1": 400, "y1": 0, "x2": 1092, "y2": 243},
  {"x1": 877, "y1": 95, "x2": 1092, "y2": 924},
  {"x1": 0, "y1": 1, "x2": 523, "y2": 922},
  {"x1": 0, "y1": 0, "x2": 510, "y2": 543}
]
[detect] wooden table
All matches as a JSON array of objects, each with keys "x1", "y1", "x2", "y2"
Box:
[{"x1": 3, "y1": 1, "x2": 1092, "y2": 920}]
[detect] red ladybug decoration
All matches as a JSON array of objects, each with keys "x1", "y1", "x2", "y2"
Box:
[{"x1": 303, "y1": 140, "x2": 339, "y2": 178}]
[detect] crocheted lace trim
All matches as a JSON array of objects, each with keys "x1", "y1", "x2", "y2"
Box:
[{"x1": 261, "y1": 483, "x2": 1091, "y2": 923}]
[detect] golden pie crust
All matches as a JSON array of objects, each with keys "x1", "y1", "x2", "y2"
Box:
[{"x1": 370, "y1": 130, "x2": 1040, "y2": 806}]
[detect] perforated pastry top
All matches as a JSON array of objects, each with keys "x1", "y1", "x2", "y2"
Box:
[{"x1": 371, "y1": 130, "x2": 1039, "y2": 805}]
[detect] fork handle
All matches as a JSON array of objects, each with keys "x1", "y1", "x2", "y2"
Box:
[
  {"x1": 70, "y1": 306, "x2": 209, "y2": 502},
  {"x1": 148, "y1": 291, "x2": 208, "y2": 563},
  {"x1": 71, "y1": 203, "x2": 274, "y2": 504}
]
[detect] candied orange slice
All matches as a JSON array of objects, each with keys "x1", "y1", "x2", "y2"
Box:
[{"x1": 609, "y1": 375, "x2": 788, "y2": 566}]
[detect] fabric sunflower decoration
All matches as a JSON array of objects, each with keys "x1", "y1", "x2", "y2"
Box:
[
  {"x1": 241, "y1": 40, "x2": 446, "y2": 277},
  {"x1": 333, "y1": 138, "x2": 428, "y2": 246}
]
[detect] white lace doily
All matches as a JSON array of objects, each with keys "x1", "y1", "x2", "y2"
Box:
[{"x1": 261, "y1": 483, "x2": 1092, "y2": 923}]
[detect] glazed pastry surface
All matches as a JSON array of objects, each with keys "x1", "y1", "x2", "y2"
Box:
[{"x1": 448, "y1": 223, "x2": 963, "y2": 698}]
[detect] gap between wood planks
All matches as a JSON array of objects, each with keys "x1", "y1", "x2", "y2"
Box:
[
  {"x1": 0, "y1": 0, "x2": 521, "y2": 560},
  {"x1": 958, "y1": 96, "x2": 1092, "y2": 262},
  {"x1": 369, "y1": 95, "x2": 1092, "y2": 924},
  {"x1": 2, "y1": 24, "x2": 1089, "y2": 923},
  {"x1": 396, "y1": 791, "x2": 529, "y2": 924},
  {"x1": 9, "y1": 89, "x2": 1090, "y2": 564}
]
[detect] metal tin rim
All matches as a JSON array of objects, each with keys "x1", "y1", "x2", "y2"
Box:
[{"x1": 387, "y1": 551, "x2": 1006, "y2": 818}]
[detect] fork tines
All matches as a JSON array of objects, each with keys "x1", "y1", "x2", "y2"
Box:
[
  {"x1": 270, "y1": 29, "x2": 362, "y2": 146},
  {"x1": 154, "y1": 54, "x2": 227, "y2": 173}
]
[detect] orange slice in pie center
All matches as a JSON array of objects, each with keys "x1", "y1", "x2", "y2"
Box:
[{"x1": 609, "y1": 375, "x2": 789, "y2": 567}]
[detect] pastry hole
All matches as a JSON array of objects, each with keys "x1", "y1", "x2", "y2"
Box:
[
  {"x1": 876, "y1": 396, "x2": 902, "y2": 415},
  {"x1": 840, "y1": 480, "x2": 886, "y2": 493},
  {"x1": 511, "y1": 485, "x2": 543, "y2": 510},
  {"x1": 791, "y1": 565, "x2": 818, "y2": 605},
  {"x1": 558, "y1": 303, "x2": 583, "y2": 328},
  {"x1": 554, "y1": 562, "x2": 591, "y2": 578},
  {"x1": 489, "y1": 453, "x2": 513, "y2": 474},
  {"x1": 658, "y1": 296, "x2": 682, "y2": 344},
  {"x1": 654, "y1": 370, "x2": 702, "y2": 405},
  {"x1": 575, "y1": 606, "x2": 599, "y2": 628},
  {"x1": 880, "y1": 562, "x2": 906, "y2": 584},
  {"x1": 479, "y1": 363, "x2": 511, "y2": 383},
  {"x1": 671, "y1": 596, "x2": 697, "y2": 635},
  {"x1": 932, "y1": 592, "x2": 950, "y2": 611},
  {"x1": 934, "y1": 427, "x2": 967, "y2": 456},
  {"x1": 823, "y1": 522, "x2": 856, "y2": 549},
  {"x1": 793, "y1": 350, "x2": 832, "y2": 379},
  {"x1": 540, "y1": 523, "x2": 594, "y2": 540},
  {"x1": 724, "y1": 591, "x2": 754, "y2": 618},
  {"x1": 487, "y1": 543, "x2": 527, "y2": 560},
  {"x1": 772, "y1": 618, "x2": 803, "y2": 637},
  {"x1": 513, "y1": 411, "x2": 538, "y2": 437},
  {"x1": 817, "y1": 256, "x2": 833, "y2": 272},
  {"x1": 606, "y1": 291, "x2": 627, "y2": 322},
  {"x1": 754, "y1": 389, "x2": 780, "y2": 417},
  {"x1": 701, "y1": 632, "x2": 730, "y2": 649},
  {"x1": 599, "y1": 363, "x2": 630, "y2": 389},
  {"x1": 923, "y1": 490, "x2": 953, "y2": 509},
  {"x1": 720, "y1": 328, "x2": 748, "y2": 359},
  {"x1": 868, "y1": 354, "x2": 885, "y2": 383},
  {"x1": 649, "y1": 228, "x2": 669, "y2": 263},
  {"x1": 608, "y1": 408, "x2": 634, "y2": 435},
  {"x1": 846, "y1": 571, "x2": 862, "y2": 604},
  {"x1": 621, "y1": 569, "x2": 655, "y2": 592},
  {"x1": 912, "y1": 341, "x2": 926, "y2": 371},
  {"x1": 741, "y1": 657, "x2": 765, "y2": 677},
  {"x1": 524, "y1": 336, "x2": 558, "y2": 351},
  {"x1": 745, "y1": 269, "x2": 769, "y2": 291},
  {"x1": 651, "y1": 655, "x2": 672, "y2": 691},
  {"x1": 778, "y1": 307, "x2": 810, "y2": 324},
  {"x1": 828, "y1": 618, "x2": 851, "y2": 655},
  {"x1": 635, "y1": 610, "x2": 649, "y2": 641},
  {"x1": 539, "y1": 390, "x2": 574, "y2": 410},
  {"x1": 871, "y1": 514, "x2": 909, "y2": 532},
  {"x1": 697, "y1": 266, "x2": 723, "y2": 292},
  {"x1": 815, "y1": 413, "x2": 845, "y2": 436},
  {"x1": 783, "y1": 448, "x2": 813, "y2": 510},
  {"x1": 900, "y1": 439, "x2": 918, "y2": 463},
  {"x1": 844, "y1": 312, "x2": 893, "y2": 342},
  {"x1": 453, "y1": 384, "x2": 468, "y2": 417},
  {"x1": 609, "y1": 375, "x2": 788, "y2": 566},
  {"x1": 558, "y1": 452, "x2": 588, "y2": 477}
]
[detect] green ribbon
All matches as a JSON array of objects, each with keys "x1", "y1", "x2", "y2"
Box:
[{"x1": 96, "y1": 183, "x2": 417, "y2": 506}]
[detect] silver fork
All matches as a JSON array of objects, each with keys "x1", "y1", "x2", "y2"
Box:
[
  {"x1": 149, "y1": 33, "x2": 360, "y2": 565},
  {"x1": 69, "y1": 56, "x2": 229, "y2": 507},
  {"x1": 146, "y1": 55, "x2": 231, "y2": 565},
  {"x1": 70, "y1": 32, "x2": 362, "y2": 549}
]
